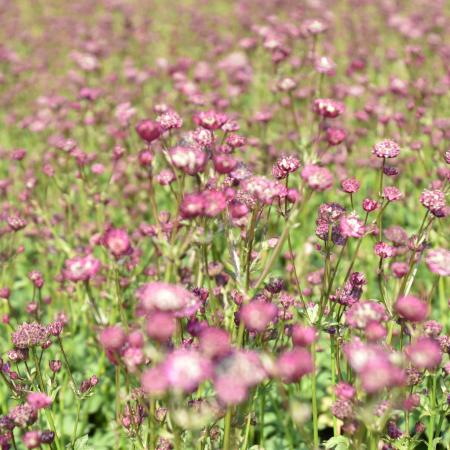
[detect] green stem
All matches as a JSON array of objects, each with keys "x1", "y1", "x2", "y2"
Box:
[
  {"x1": 427, "y1": 374, "x2": 437, "y2": 450},
  {"x1": 311, "y1": 341, "x2": 319, "y2": 449},
  {"x1": 223, "y1": 407, "x2": 232, "y2": 450}
]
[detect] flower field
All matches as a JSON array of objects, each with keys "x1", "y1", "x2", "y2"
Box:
[{"x1": 0, "y1": 0, "x2": 449, "y2": 449}]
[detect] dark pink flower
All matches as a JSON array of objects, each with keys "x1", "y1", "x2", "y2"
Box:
[
  {"x1": 313, "y1": 98, "x2": 344, "y2": 118},
  {"x1": 135, "y1": 119, "x2": 163, "y2": 143},
  {"x1": 395, "y1": 296, "x2": 429, "y2": 322}
]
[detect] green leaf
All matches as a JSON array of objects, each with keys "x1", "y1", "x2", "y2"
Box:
[{"x1": 325, "y1": 436, "x2": 351, "y2": 450}]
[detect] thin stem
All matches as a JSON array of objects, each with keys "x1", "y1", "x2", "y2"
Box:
[
  {"x1": 311, "y1": 341, "x2": 319, "y2": 449},
  {"x1": 222, "y1": 407, "x2": 232, "y2": 450}
]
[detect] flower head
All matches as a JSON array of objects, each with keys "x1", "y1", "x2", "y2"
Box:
[{"x1": 372, "y1": 139, "x2": 400, "y2": 158}]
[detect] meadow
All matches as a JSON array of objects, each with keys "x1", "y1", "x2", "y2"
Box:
[{"x1": 0, "y1": 0, "x2": 449, "y2": 449}]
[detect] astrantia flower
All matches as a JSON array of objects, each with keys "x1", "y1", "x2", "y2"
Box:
[
  {"x1": 362, "y1": 198, "x2": 379, "y2": 212},
  {"x1": 301, "y1": 164, "x2": 333, "y2": 191},
  {"x1": 199, "y1": 327, "x2": 231, "y2": 359},
  {"x1": 391, "y1": 262, "x2": 409, "y2": 278},
  {"x1": 169, "y1": 145, "x2": 207, "y2": 176},
  {"x1": 331, "y1": 399, "x2": 353, "y2": 420},
  {"x1": 136, "y1": 281, "x2": 199, "y2": 317},
  {"x1": 335, "y1": 382, "x2": 356, "y2": 400},
  {"x1": 214, "y1": 376, "x2": 248, "y2": 405},
  {"x1": 405, "y1": 337, "x2": 442, "y2": 370},
  {"x1": 63, "y1": 255, "x2": 100, "y2": 282},
  {"x1": 420, "y1": 189, "x2": 446, "y2": 217},
  {"x1": 6, "y1": 215, "x2": 27, "y2": 231},
  {"x1": 374, "y1": 241, "x2": 395, "y2": 258},
  {"x1": 141, "y1": 365, "x2": 169, "y2": 398},
  {"x1": 180, "y1": 193, "x2": 205, "y2": 219},
  {"x1": 99, "y1": 326, "x2": 126, "y2": 351},
  {"x1": 395, "y1": 296, "x2": 429, "y2": 322},
  {"x1": 312, "y1": 98, "x2": 344, "y2": 118},
  {"x1": 240, "y1": 300, "x2": 278, "y2": 332},
  {"x1": 202, "y1": 190, "x2": 227, "y2": 217},
  {"x1": 193, "y1": 110, "x2": 228, "y2": 130},
  {"x1": 291, "y1": 325, "x2": 316, "y2": 347},
  {"x1": 241, "y1": 176, "x2": 286, "y2": 204},
  {"x1": 425, "y1": 248, "x2": 450, "y2": 276},
  {"x1": 215, "y1": 350, "x2": 266, "y2": 387},
  {"x1": 102, "y1": 228, "x2": 131, "y2": 259},
  {"x1": 339, "y1": 213, "x2": 365, "y2": 238},
  {"x1": 345, "y1": 301, "x2": 388, "y2": 329},
  {"x1": 164, "y1": 349, "x2": 212, "y2": 393},
  {"x1": 276, "y1": 348, "x2": 313, "y2": 383},
  {"x1": 27, "y1": 392, "x2": 52, "y2": 410},
  {"x1": 9, "y1": 404, "x2": 37, "y2": 428},
  {"x1": 146, "y1": 311, "x2": 176, "y2": 343},
  {"x1": 383, "y1": 186, "x2": 403, "y2": 202},
  {"x1": 135, "y1": 119, "x2": 162, "y2": 143},
  {"x1": 326, "y1": 127, "x2": 346, "y2": 146},
  {"x1": 341, "y1": 177, "x2": 360, "y2": 193},
  {"x1": 372, "y1": 139, "x2": 400, "y2": 158},
  {"x1": 156, "y1": 110, "x2": 183, "y2": 130},
  {"x1": 12, "y1": 323, "x2": 48, "y2": 349}
]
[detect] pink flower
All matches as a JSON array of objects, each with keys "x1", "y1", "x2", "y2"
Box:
[
  {"x1": 395, "y1": 296, "x2": 429, "y2": 322},
  {"x1": 383, "y1": 186, "x2": 403, "y2": 202},
  {"x1": 141, "y1": 365, "x2": 169, "y2": 397},
  {"x1": 169, "y1": 145, "x2": 207, "y2": 176},
  {"x1": 156, "y1": 110, "x2": 183, "y2": 130},
  {"x1": 27, "y1": 392, "x2": 52, "y2": 410},
  {"x1": 199, "y1": 327, "x2": 231, "y2": 359},
  {"x1": 341, "y1": 177, "x2": 360, "y2": 193},
  {"x1": 193, "y1": 110, "x2": 228, "y2": 130},
  {"x1": 102, "y1": 228, "x2": 131, "y2": 259},
  {"x1": 340, "y1": 213, "x2": 365, "y2": 238},
  {"x1": 291, "y1": 325, "x2": 316, "y2": 347},
  {"x1": 164, "y1": 349, "x2": 212, "y2": 393},
  {"x1": 405, "y1": 337, "x2": 442, "y2": 370},
  {"x1": 276, "y1": 348, "x2": 313, "y2": 383},
  {"x1": 63, "y1": 255, "x2": 100, "y2": 282},
  {"x1": 335, "y1": 382, "x2": 356, "y2": 400},
  {"x1": 425, "y1": 249, "x2": 450, "y2": 276},
  {"x1": 214, "y1": 376, "x2": 248, "y2": 405},
  {"x1": 99, "y1": 326, "x2": 126, "y2": 351},
  {"x1": 326, "y1": 127, "x2": 346, "y2": 146},
  {"x1": 313, "y1": 98, "x2": 344, "y2": 118},
  {"x1": 240, "y1": 300, "x2": 278, "y2": 332},
  {"x1": 136, "y1": 282, "x2": 199, "y2": 317},
  {"x1": 372, "y1": 139, "x2": 400, "y2": 158},
  {"x1": 420, "y1": 189, "x2": 446, "y2": 217},
  {"x1": 345, "y1": 301, "x2": 388, "y2": 329},
  {"x1": 135, "y1": 119, "x2": 163, "y2": 143},
  {"x1": 374, "y1": 241, "x2": 395, "y2": 258},
  {"x1": 146, "y1": 311, "x2": 176, "y2": 343},
  {"x1": 301, "y1": 164, "x2": 333, "y2": 191}
]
